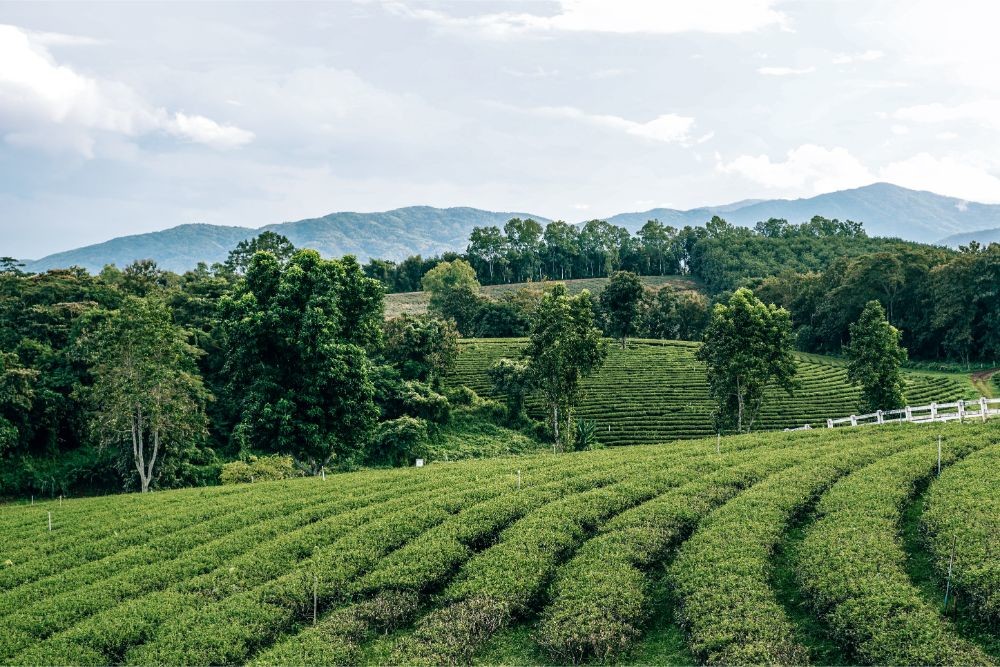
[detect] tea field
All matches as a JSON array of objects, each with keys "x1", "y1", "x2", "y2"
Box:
[
  {"x1": 1, "y1": 420, "x2": 998, "y2": 666},
  {"x1": 450, "y1": 338, "x2": 980, "y2": 445}
]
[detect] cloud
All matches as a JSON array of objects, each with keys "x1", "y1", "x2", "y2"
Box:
[
  {"x1": 532, "y1": 106, "x2": 696, "y2": 143},
  {"x1": 880, "y1": 153, "x2": 1000, "y2": 203},
  {"x1": 757, "y1": 66, "x2": 815, "y2": 76},
  {"x1": 717, "y1": 144, "x2": 874, "y2": 192},
  {"x1": 0, "y1": 24, "x2": 253, "y2": 155},
  {"x1": 386, "y1": 0, "x2": 789, "y2": 38},
  {"x1": 894, "y1": 101, "x2": 1000, "y2": 131},
  {"x1": 831, "y1": 50, "x2": 884, "y2": 65}
]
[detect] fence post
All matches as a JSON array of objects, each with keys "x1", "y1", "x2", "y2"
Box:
[
  {"x1": 980, "y1": 397, "x2": 988, "y2": 422},
  {"x1": 905, "y1": 406, "x2": 912, "y2": 421},
  {"x1": 958, "y1": 400, "x2": 965, "y2": 422},
  {"x1": 931, "y1": 402, "x2": 937, "y2": 420},
  {"x1": 826, "y1": 419, "x2": 834, "y2": 428},
  {"x1": 850, "y1": 415, "x2": 857, "y2": 427},
  {"x1": 876, "y1": 410, "x2": 884, "y2": 425}
]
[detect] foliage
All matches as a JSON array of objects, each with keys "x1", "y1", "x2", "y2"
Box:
[
  {"x1": 487, "y1": 357, "x2": 532, "y2": 421},
  {"x1": 573, "y1": 417, "x2": 598, "y2": 450},
  {"x1": 82, "y1": 296, "x2": 210, "y2": 492},
  {"x1": 599, "y1": 270, "x2": 645, "y2": 349},
  {"x1": 845, "y1": 300, "x2": 908, "y2": 411},
  {"x1": 219, "y1": 250, "x2": 381, "y2": 472},
  {"x1": 220, "y1": 455, "x2": 302, "y2": 485},
  {"x1": 524, "y1": 284, "x2": 608, "y2": 448},
  {"x1": 697, "y1": 288, "x2": 797, "y2": 433},
  {"x1": 223, "y1": 232, "x2": 296, "y2": 275},
  {"x1": 369, "y1": 416, "x2": 431, "y2": 467},
  {"x1": 382, "y1": 314, "x2": 458, "y2": 385}
]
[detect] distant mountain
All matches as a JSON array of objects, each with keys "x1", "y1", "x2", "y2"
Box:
[
  {"x1": 605, "y1": 183, "x2": 1000, "y2": 242},
  {"x1": 22, "y1": 183, "x2": 1000, "y2": 273},
  {"x1": 938, "y1": 227, "x2": 1000, "y2": 248},
  {"x1": 24, "y1": 207, "x2": 550, "y2": 274}
]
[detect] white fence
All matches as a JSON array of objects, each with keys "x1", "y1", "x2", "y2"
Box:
[{"x1": 783, "y1": 397, "x2": 1000, "y2": 432}]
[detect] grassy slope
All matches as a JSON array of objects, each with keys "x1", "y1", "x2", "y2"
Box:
[
  {"x1": 385, "y1": 275, "x2": 700, "y2": 317},
  {"x1": 450, "y1": 339, "x2": 979, "y2": 446},
  {"x1": 3, "y1": 420, "x2": 997, "y2": 666}
]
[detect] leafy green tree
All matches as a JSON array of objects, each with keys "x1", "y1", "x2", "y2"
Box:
[
  {"x1": 600, "y1": 271, "x2": 645, "y2": 349},
  {"x1": 542, "y1": 221, "x2": 579, "y2": 280},
  {"x1": 467, "y1": 226, "x2": 508, "y2": 282},
  {"x1": 383, "y1": 314, "x2": 459, "y2": 385},
  {"x1": 637, "y1": 220, "x2": 676, "y2": 275},
  {"x1": 84, "y1": 297, "x2": 209, "y2": 492},
  {"x1": 525, "y1": 285, "x2": 608, "y2": 449},
  {"x1": 504, "y1": 218, "x2": 544, "y2": 282},
  {"x1": 220, "y1": 250, "x2": 380, "y2": 472},
  {"x1": 697, "y1": 287, "x2": 797, "y2": 433},
  {"x1": 0, "y1": 257, "x2": 26, "y2": 275},
  {"x1": 224, "y1": 231, "x2": 296, "y2": 275},
  {"x1": 0, "y1": 352, "x2": 36, "y2": 454},
  {"x1": 845, "y1": 300, "x2": 908, "y2": 412},
  {"x1": 488, "y1": 357, "x2": 532, "y2": 421},
  {"x1": 422, "y1": 259, "x2": 480, "y2": 305}
]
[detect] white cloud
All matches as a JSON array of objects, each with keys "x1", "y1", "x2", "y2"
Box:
[
  {"x1": 757, "y1": 66, "x2": 815, "y2": 76},
  {"x1": 880, "y1": 153, "x2": 1000, "y2": 203},
  {"x1": 532, "y1": 106, "x2": 696, "y2": 143},
  {"x1": 937, "y1": 131, "x2": 959, "y2": 140},
  {"x1": 894, "y1": 101, "x2": 1000, "y2": 131},
  {"x1": 890, "y1": 124, "x2": 909, "y2": 135},
  {"x1": 386, "y1": 0, "x2": 789, "y2": 38},
  {"x1": 717, "y1": 144, "x2": 874, "y2": 192},
  {"x1": 832, "y1": 49, "x2": 883, "y2": 65},
  {"x1": 0, "y1": 24, "x2": 253, "y2": 155}
]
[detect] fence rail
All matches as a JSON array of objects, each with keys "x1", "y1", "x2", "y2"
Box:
[{"x1": 784, "y1": 397, "x2": 1000, "y2": 432}]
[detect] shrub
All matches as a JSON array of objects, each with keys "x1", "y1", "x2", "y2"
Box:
[{"x1": 220, "y1": 455, "x2": 301, "y2": 485}]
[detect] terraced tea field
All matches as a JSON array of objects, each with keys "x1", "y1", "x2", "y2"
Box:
[
  {"x1": 450, "y1": 339, "x2": 978, "y2": 445},
  {"x1": 2, "y1": 420, "x2": 997, "y2": 665}
]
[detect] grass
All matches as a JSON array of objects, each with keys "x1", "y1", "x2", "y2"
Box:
[{"x1": 384, "y1": 275, "x2": 701, "y2": 317}]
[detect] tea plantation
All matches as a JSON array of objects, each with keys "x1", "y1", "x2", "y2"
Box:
[
  {"x1": 1, "y1": 420, "x2": 998, "y2": 666},
  {"x1": 449, "y1": 339, "x2": 978, "y2": 445}
]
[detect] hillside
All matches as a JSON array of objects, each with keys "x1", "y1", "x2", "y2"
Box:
[
  {"x1": 23, "y1": 207, "x2": 552, "y2": 274},
  {"x1": 1, "y1": 420, "x2": 997, "y2": 665},
  {"x1": 386, "y1": 275, "x2": 700, "y2": 317},
  {"x1": 448, "y1": 339, "x2": 977, "y2": 445},
  {"x1": 22, "y1": 183, "x2": 1000, "y2": 274},
  {"x1": 939, "y1": 226, "x2": 1000, "y2": 247}
]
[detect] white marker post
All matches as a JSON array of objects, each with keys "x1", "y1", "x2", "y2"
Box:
[
  {"x1": 415, "y1": 459, "x2": 424, "y2": 468},
  {"x1": 47, "y1": 511, "x2": 52, "y2": 532},
  {"x1": 716, "y1": 433, "x2": 721, "y2": 455}
]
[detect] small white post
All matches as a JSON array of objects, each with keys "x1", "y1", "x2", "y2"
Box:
[
  {"x1": 980, "y1": 397, "x2": 988, "y2": 422},
  {"x1": 876, "y1": 410, "x2": 884, "y2": 425},
  {"x1": 47, "y1": 511, "x2": 52, "y2": 532},
  {"x1": 850, "y1": 415, "x2": 857, "y2": 427},
  {"x1": 958, "y1": 400, "x2": 965, "y2": 422},
  {"x1": 415, "y1": 458, "x2": 424, "y2": 468},
  {"x1": 931, "y1": 402, "x2": 938, "y2": 420},
  {"x1": 826, "y1": 419, "x2": 834, "y2": 429},
  {"x1": 250, "y1": 475, "x2": 254, "y2": 484},
  {"x1": 905, "y1": 406, "x2": 912, "y2": 421},
  {"x1": 321, "y1": 468, "x2": 326, "y2": 481},
  {"x1": 59, "y1": 495, "x2": 62, "y2": 505},
  {"x1": 938, "y1": 436, "x2": 942, "y2": 477}
]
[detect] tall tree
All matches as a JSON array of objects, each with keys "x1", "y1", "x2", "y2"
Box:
[
  {"x1": 383, "y1": 314, "x2": 459, "y2": 386},
  {"x1": 220, "y1": 250, "x2": 380, "y2": 472},
  {"x1": 504, "y1": 218, "x2": 544, "y2": 282},
  {"x1": 697, "y1": 288, "x2": 797, "y2": 433},
  {"x1": 845, "y1": 300, "x2": 908, "y2": 412},
  {"x1": 543, "y1": 220, "x2": 579, "y2": 280},
  {"x1": 467, "y1": 226, "x2": 507, "y2": 282},
  {"x1": 85, "y1": 297, "x2": 209, "y2": 492},
  {"x1": 600, "y1": 271, "x2": 645, "y2": 349},
  {"x1": 224, "y1": 231, "x2": 296, "y2": 275},
  {"x1": 524, "y1": 284, "x2": 608, "y2": 449}
]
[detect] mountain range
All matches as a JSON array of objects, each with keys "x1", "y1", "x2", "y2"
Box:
[{"x1": 21, "y1": 183, "x2": 1000, "y2": 274}]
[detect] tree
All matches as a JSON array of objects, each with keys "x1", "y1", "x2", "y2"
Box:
[
  {"x1": 85, "y1": 297, "x2": 209, "y2": 492},
  {"x1": 422, "y1": 259, "x2": 480, "y2": 306},
  {"x1": 504, "y1": 218, "x2": 544, "y2": 282},
  {"x1": 524, "y1": 285, "x2": 608, "y2": 449},
  {"x1": 467, "y1": 226, "x2": 507, "y2": 282},
  {"x1": 0, "y1": 352, "x2": 36, "y2": 454},
  {"x1": 845, "y1": 300, "x2": 908, "y2": 412},
  {"x1": 697, "y1": 288, "x2": 797, "y2": 433},
  {"x1": 488, "y1": 357, "x2": 532, "y2": 421},
  {"x1": 600, "y1": 271, "x2": 644, "y2": 349},
  {"x1": 224, "y1": 231, "x2": 296, "y2": 275},
  {"x1": 383, "y1": 314, "x2": 459, "y2": 385},
  {"x1": 543, "y1": 221, "x2": 579, "y2": 280},
  {"x1": 0, "y1": 257, "x2": 26, "y2": 275},
  {"x1": 220, "y1": 250, "x2": 380, "y2": 472}
]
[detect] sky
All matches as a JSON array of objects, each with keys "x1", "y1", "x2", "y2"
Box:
[{"x1": 4, "y1": 0, "x2": 1000, "y2": 259}]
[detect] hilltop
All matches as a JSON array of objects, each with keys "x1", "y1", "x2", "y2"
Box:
[{"x1": 22, "y1": 183, "x2": 1000, "y2": 273}]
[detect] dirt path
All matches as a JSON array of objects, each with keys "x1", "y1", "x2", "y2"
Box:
[{"x1": 970, "y1": 368, "x2": 999, "y2": 398}]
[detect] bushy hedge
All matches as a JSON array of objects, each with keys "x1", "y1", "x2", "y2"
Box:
[{"x1": 220, "y1": 455, "x2": 302, "y2": 484}]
